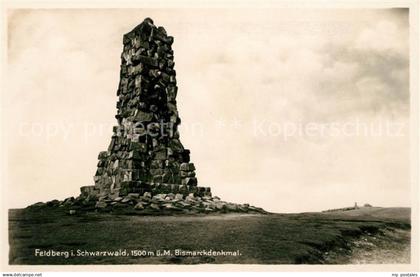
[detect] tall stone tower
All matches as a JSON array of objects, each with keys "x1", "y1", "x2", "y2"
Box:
[{"x1": 81, "y1": 18, "x2": 211, "y2": 199}]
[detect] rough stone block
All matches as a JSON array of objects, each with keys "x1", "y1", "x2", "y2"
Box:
[
  {"x1": 80, "y1": 186, "x2": 99, "y2": 197},
  {"x1": 134, "y1": 110, "x2": 153, "y2": 122},
  {"x1": 180, "y1": 162, "x2": 195, "y2": 171},
  {"x1": 154, "y1": 149, "x2": 167, "y2": 160},
  {"x1": 98, "y1": 151, "x2": 109, "y2": 160},
  {"x1": 182, "y1": 177, "x2": 197, "y2": 186}
]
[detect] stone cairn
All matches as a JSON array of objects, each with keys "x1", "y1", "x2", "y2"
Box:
[{"x1": 28, "y1": 18, "x2": 265, "y2": 215}]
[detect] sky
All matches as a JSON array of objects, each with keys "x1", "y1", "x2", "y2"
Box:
[{"x1": 4, "y1": 8, "x2": 410, "y2": 212}]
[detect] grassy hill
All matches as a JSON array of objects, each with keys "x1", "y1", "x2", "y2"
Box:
[
  {"x1": 323, "y1": 207, "x2": 410, "y2": 222},
  {"x1": 8, "y1": 207, "x2": 410, "y2": 264}
]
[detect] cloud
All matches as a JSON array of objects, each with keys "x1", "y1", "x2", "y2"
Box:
[{"x1": 354, "y1": 20, "x2": 407, "y2": 53}]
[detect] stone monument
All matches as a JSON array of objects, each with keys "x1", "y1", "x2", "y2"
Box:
[
  {"x1": 28, "y1": 18, "x2": 265, "y2": 214},
  {"x1": 80, "y1": 18, "x2": 211, "y2": 200}
]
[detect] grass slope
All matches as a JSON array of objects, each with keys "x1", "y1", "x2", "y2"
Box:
[
  {"x1": 324, "y1": 207, "x2": 410, "y2": 221},
  {"x1": 8, "y1": 207, "x2": 410, "y2": 264}
]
